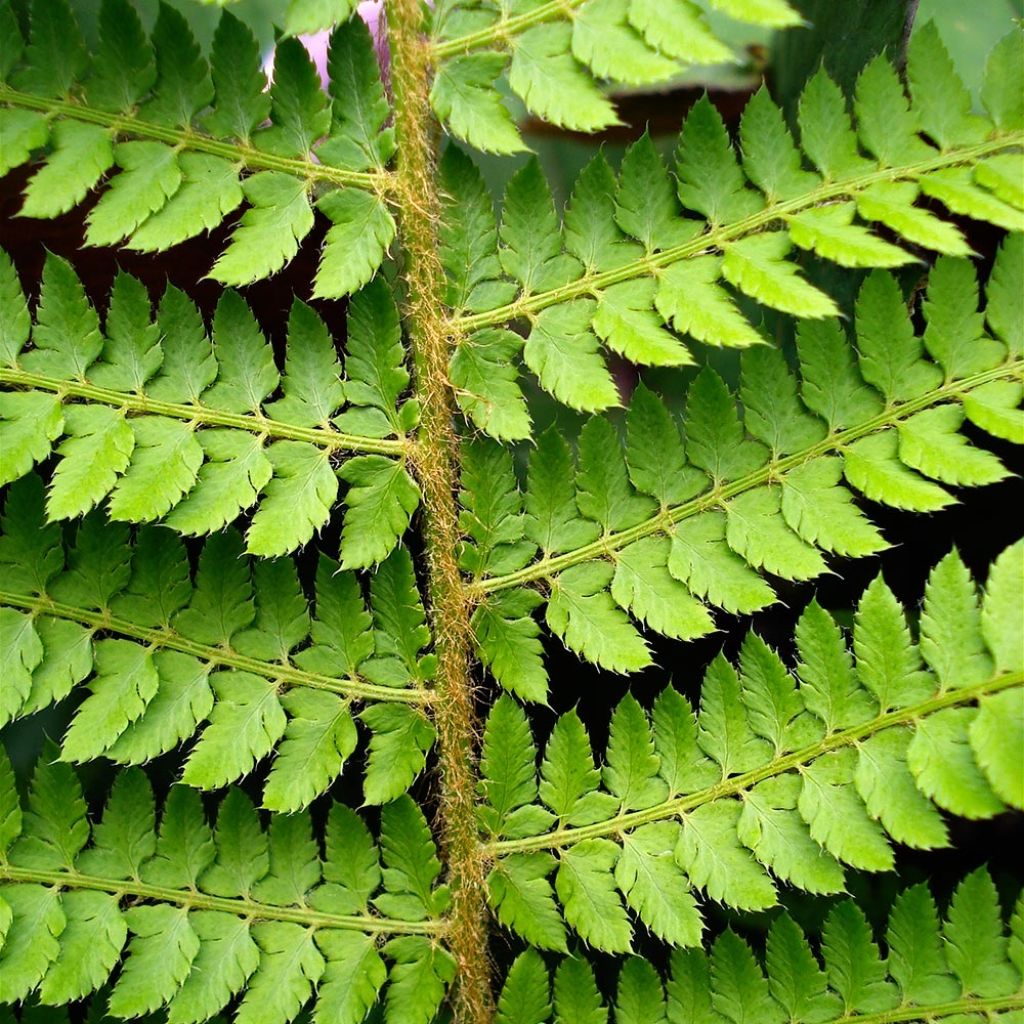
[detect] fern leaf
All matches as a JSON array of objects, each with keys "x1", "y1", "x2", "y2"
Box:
[
  {"x1": 0, "y1": 0, "x2": 391, "y2": 288},
  {"x1": 440, "y1": 35, "x2": 1023, "y2": 423},
  {"x1": 0, "y1": 251, "x2": 417, "y2": 561},
  {"x1": 0, "y1": 751, "x2": 449, "y2": 1019},
  {"x1": 463, "y1": 243, "x2": 1023, "y2": 691},
  {"x1": 0, "y1": 483, "x2": 434, "y2": 807},
  {"x1": 478, "y1": 543, "x2": 1024, "y2": 951}
]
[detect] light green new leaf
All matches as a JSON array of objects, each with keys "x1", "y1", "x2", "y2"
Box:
[
  {"x1": 556, "y1": 839, "x2": 633, "y2": 953},
  {"x1": 430, "y1": 53, "x2": 524, "y2": 154}
]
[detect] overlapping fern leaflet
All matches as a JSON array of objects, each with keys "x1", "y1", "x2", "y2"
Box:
[
  {"x1": 482, "y1": 541, "x2": 1024, "y2": 953},
  {"x1": 0, "y1": 248, "x2": 419, "y2": 564},
  {"x1": 494, "y1": 869, "x2": 1024, "y2": 1024},
  {"x1": 440, "y1": 27, "x2": 1023, "y2": 434},
  {"x1": 0, "y1": 753, "x2": 455, "y2": 1022},
  {"x1": 0, "y1": 475, "x2": 436, "y2": 811},
  {"x1": 465, "y1": 236, "x2": 1024, "y2": 699},
  {"x1": 428, "y1": 0, "x2": 803, "y2": 150},
  {"x1": 0, "y1": 0, "x2": 395, "y2": 294}
]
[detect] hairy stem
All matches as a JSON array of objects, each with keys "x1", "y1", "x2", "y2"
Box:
[
  {"x1": 0, "y1": 590, "x2": 429, "y2": 704},
  {"x1": 0, "y1": 864, "x2": 443, "y2": 935},
  {"x1": 486, "y1": 670, "x2": 1023, "y2": 856},
  {"x1": 387, "y1": 2, "x2": 493, "y2": 1021},
  {"x1": 470, "y1": 359, "x2": 1024, "y2": 596},
  {"x1": 0, "y1": 368, "x2": 407, "y2": 456}
]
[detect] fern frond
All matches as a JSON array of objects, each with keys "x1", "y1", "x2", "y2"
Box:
[
  {"x1": 464, "y1": 239, "x2": 1023, "y2": 693},
  {"x1": 495, "y1": 869, "x2": 1024, "y2": 1024},
  {"x1": 0, "y1": 476, "x2": 435, "y2": 809},
  {"x1": 439, "y1": 30, "x2": 1024, "y2": 432},
  {"x1": 0, "y1": 0, "x2": 394, "y2": 294},
  {"x1": 479, "y1": 541, "x2": 1023, "y2": 951},
  {"x1": 0, "y1": 250, "x2": 419, "y2": 564},
  {"x1": 428, "y1": 0, "x2": 803, "y2": 151},
  {"x1": 0, "y1": 751, "x2": 453, "y2": 1021}
]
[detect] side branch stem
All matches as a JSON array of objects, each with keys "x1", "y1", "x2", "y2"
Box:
[
  {"x1": 0, "y1": 368, "x2": 407, "y2": 456},
  {"x1": 0, "y1": 86, "x2": 385, "y2": 193},
  {"x1": 431, "y1": 0, "x2": 588, "y2": 58},
  {"x1": 471, "y1": 360, "x2": 1023, "y2": 596},
  {"x1": 0, "y1": 864, "x2": 443, "y2": 935},
  {"x1": 450, "y1": 133, "x2": 1024, "y2": 332},
  {"x1": 387, "y1": 3, "x2": 494, "y2": 1022},
  {"x1": 0, "y1": 590, "x2": 428, "y2": 704},
  {"x1": 487, "y1": 670, "x2": 1024, "y2": 856}
]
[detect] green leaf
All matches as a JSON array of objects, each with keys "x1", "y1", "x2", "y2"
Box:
[
  {"x1": 525, "y1": 427, "x2": 601, "y2": 555},
  {"x1": 255, "y1": 36, "x2": 329, "y2": 156},
  {"x1": 741, "y1": 87, "x2": 819, "y2": 201},
  {"x1": 489, "y1": 853, "x2": 567, "y2": 951},
  {"x1": 853, "y1": 574, "x2": 933, "y2": 711},
  {"x1": 886, "y1": 883, "x2": 959, "y2": 1005},
  {"x1": 283, "y1": 0, "x2": 356, "y2": 36},
  {"x1": 982, "y1": 29, "x2": 1024, "y2": 131},
  {"x1": 141, "y1": 787, "x2": 214, "y2": 890},
  {"x1": 263, "y1": 690, "x2": 357, "y2": 812},
  {"x1": 547, "y1": 563, "x2": 651, "y2": 674},
  {"x1": 509, "y1": 23, "x2": 619, "y2": 132},
  {"x1": 557, "y1": 839, "x2": 632, "y2": 953},
  {"x1": 321, "y1": 17, "x2": 394, "y2": 170},
  {"x1": 247, "y1": 442, "x2": 338, "y2": 557},
  {"x1": 616, "y1": 823, "x2": 702, "y2": 947},
  {"x1": 739, "y1": 775, "x2": 845, "y2": 894},
  {"x1": 235, "y1": 923, "x2": 324, "y2": 1024},
  {"x1": 60, "y1": 639, "x2": 158, "y2": 762},
  {"x1": 668, "y1": 513, "x2": 777, "y2": 616},
  {"x1": 128, "y1": 154, "x2": 243, "y2": 253},
  {"x1": 797, "y1": 65, "x2": 871, "y2": 180},
  {"x1": 314, "y1": 189, "x2": 396, "y2": 299},
  {"x1": 844, "y1": 433, "x2": 952, "y2": 512},
  {"x1": 983, "y1": 539, "x2": 1024, "y2": 675},
  {"x1": 313, "y1": 804, "x2": 380, "y2": 915},
  {"x1": 710, "y1": 929, "x2": 783, "y2": 1024},
  {"x1": 629, "y1": 0, "x2": 732, "y2": 64},
  {"x1": 822, "y1": 900, "x2": 897, "y2": 1013},
  {"x1": 577, "y1": 417, "x2": 656, "y2": 532},
  {"x1": 685, "y1": 368, "x2": 768, "y2": 481},
  {"x1": 786, "y1": 203, "x2": 912, "y2": 267},
  {"x1": 944, "y1": 868, "x2": 1019, "y2": 997},
  {"x1": 378, "y1": 796, "x2": 442, "y2": 920},
  {"x1": 657, "y1": 258, "x2": 762, "y2": 350},
  {"x1": 676, "y1": 800, "x2": 777, "y2": 911},
  {"x1": 566, "y1": 154, "x2": 642, "y2": 273},
  {"x1": 167, "y1": 911, "x2": 259, "y2": 1024},
  {"x1": 108, "y1": 905, "x2": 200, "y2": 1017},
  {"x1": 21, "y1": 121, "x2": 114, "y2": 220},
  {"x1": 796, "y1": 318, "x2": 882, "y2": 430},
  {"x1": 313, "y1": 931, "x2": 386, "y2": 1024},
  {"x1": 473, "y1": 590, "x2": 548, "y2": 703},
  {"x1": 573, "y1": 0, "x2": 676, "y2": 85},
  {"x1": 0, "y1": 884, "x2": 64, "y2": 1002},
  {"x1": 497, "y1": 949, "x2": 551, "y2": 1024},
  {"x1": 210, "y1": 173, "x2": 314, "y2": 286},
  {"x1": 140, "y1": 4, "x2": 211, "y2": 127},
  {"x1": 14, "y1": 0, "x2": 87, "y2": 97},
  {"x1": 766, "y1": 913, "x2": 841, "y2": 1023},
  {"x1": 540, "y1": 710, "x2": 615, "y2": 826},
  {"x1": 603, "y1": 695, "x2": 668, "y2": 811},
  {"x1": 698, "y1": 654, "x2": 770, "y2": 776},
  {"x1": 616, "y1": 133, "x2": 695, "y2": 252},
  {"x1": 293, "y1": 558, "x2": 373, "y2": 677},
  {"x1": 181, "y1": 671, "x2": 286, "y2": 789},
  {"x1": 525, "y1": 301, "x2": 618, "y2": 412},
  {"x1": 615, "y1": 957, "x2": 666, "y2": 1024},
  {"x1": 431, "y1": 53, "x2": 524, "y2": 154},
  {"x1": 907, "y1": 22, "x2": 989, "y2": 149},
  {"x1": 554, "y1": 957, "x2": 607, "y2": 1024},
  {"x1": 0, "y1": 393, "x2": 63, "y2": 489},
  {"x1": 203, "y1": 788, "x2": 268, "y2": 898},
  {"x1": 908, "y1": 708, "x2": 1005, "y2": 819},
  {"x1": 625, "y1": 384, "x2": 704, "y2": 506},
  {"x1": 594, "y1": 280, "x2": 692, "y2": 366},
  {"x1": 360, "y1": 705, "x2": 434, "y2": 806},
  {"x1": 204, "y1": 11, "x2": 269, "y2": 141},
  {"x1": 480, "y1": 694, "x2": 542, "y2": 834},
  {"x1": 76, "y1": 767, "x2": 156, "y2": 879},
  {"x1": 780, "y1": 458, "x2": 887, "y2": 558},
  {"x1": 451, "y1": 329, "x2": 531, "y2": 440},
  {"x1": 612, "y1": 537, "x2": 714, "y2": 642},
  {"x1": 338, "y1": 456, "x2": 420, "y2": 570},
  {"x1": 84, "y1": 141, "x2": 181, "y2": 248}
]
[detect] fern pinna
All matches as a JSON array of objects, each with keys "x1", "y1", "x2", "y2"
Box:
[{"x1": 0, "y1": 0, "x2": 1022, "y2": 1022}]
